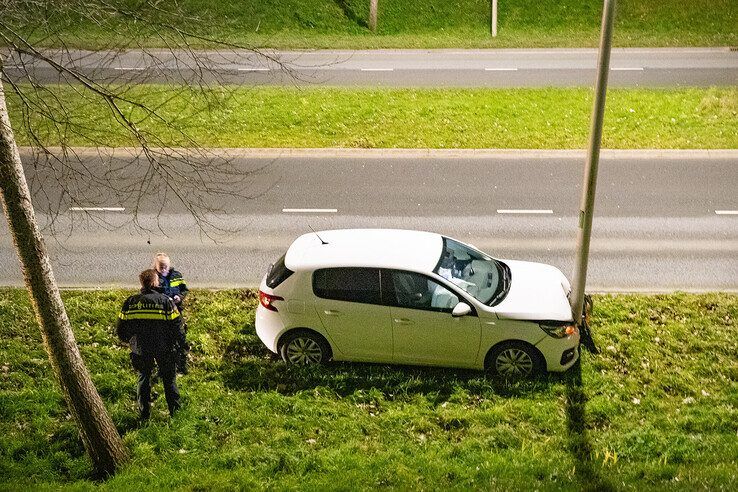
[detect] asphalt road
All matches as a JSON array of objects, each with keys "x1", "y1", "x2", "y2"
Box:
[
  {"x1": 3, "y1": 48, "x2": 737, "y2": 87},
  {"x1": 1, "y1": 150, "x2": 736, "y2": 291}
]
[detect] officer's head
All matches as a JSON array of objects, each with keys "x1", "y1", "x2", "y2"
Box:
[
  {"x1": 139, "y1": 269, "x2": 160, "y2": 290},
  {"x1": 153, "y1": 253, "x2": 171, "y2": 275}
]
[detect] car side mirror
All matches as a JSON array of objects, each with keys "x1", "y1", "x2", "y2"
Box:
[{"x1": 452, "y1": 302, "x2": 472, "y2": 317}]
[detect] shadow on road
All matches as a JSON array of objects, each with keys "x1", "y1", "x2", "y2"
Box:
[{"x1": 565, "y1": 358, "x2": 615, "y2": 491}]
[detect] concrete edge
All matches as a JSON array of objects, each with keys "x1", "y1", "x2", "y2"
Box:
[
  {"x1": 1, "y1": 284, "x2": 737, "y2": 294},
  {"x1": 11, "y1": 47, "x2": 736, "y2": 57},
  {"x1": 18, "y1": 147, "x2": 738, "y2": 160}
]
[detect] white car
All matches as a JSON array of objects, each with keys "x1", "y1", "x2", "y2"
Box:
[{"x1": 256, "y1": 229, "x2": 580, "y2": 378}]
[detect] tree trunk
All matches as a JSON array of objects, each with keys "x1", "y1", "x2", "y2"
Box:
[
  {"x1": 369, "y1": 0, "x2": 378, "y2": 32},
  {"x1": 0, "y1": 77, "x2": 128, "y2": 476}
]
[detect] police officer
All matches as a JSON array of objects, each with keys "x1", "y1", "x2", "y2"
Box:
[
  {"x1": 117, "y1": 269, "x2": 185, "y2": 420},
  {"x1": 153, "y1": 253, "x2": 189, "y2": 374}
]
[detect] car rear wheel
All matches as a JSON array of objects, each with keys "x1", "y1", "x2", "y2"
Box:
[
  {"x1": 280, "y1": 330, "x2": 331, "y2": 365},
  {"x1": 486, "y1": 342, "x2": 544, "y2": 379}
]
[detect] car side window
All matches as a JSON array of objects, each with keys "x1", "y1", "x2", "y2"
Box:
[
  {"x1": 313, "y1": 268, "x2": 382, "y2": 305},
  {"x1": 388, "y1": 270, "x2": 460, "y2": 313}
]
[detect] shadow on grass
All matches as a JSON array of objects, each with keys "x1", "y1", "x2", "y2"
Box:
[
  {"x1": 332, "y1": 0, "x2": 368, "y2": 29},
  {"x1": 565, "y1": 358, "x2": 616, "y2": 491},
  {"x1": 221, "y1": 338, "x2": 554, "y2": 402}
]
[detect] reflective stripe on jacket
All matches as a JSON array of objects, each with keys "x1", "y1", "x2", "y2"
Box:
[
  {"x1": 157, "y1": 268, "x2": 189, "y2": 307},
  {"x1": 116, "y1": 289, "x2": 184, "y2": 356}
]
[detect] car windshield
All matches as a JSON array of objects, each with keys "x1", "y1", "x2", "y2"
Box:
[{"x1": 434, "y1": 237, "x2": 510, "y2": 306}]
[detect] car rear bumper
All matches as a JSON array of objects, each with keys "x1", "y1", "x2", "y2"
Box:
[{"x1": 255, "y1": 305, "x2": 285, "y2": 353}]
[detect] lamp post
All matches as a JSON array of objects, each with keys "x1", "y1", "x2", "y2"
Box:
[
  {"x1": 570, "y1": 0, "x2": 616, "y2": 340},
  {"x1": 491, "y1": 0, "x2": 498, "y2": 37}
]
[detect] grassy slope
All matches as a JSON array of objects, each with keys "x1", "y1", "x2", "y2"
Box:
[
  {"x1": 31, "y1": 0, "x2": 738, "y2": 48},
  {"x1": 8, "y1": 86, "x2": 738, "y2": 149},
  {"x1": 0, "y1": 290, "x2": 736, "y2": 490}
]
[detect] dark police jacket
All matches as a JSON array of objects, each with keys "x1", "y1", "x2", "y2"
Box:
[
  {"x1": 157, "y1": 268, "x2": 189, "y2": 309},
  {"x1": 116, "y1": 288, "x2": 184, "y2": 356}
]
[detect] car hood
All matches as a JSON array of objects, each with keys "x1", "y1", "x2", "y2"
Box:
[{"x1": 494, "y1": 259, "x2": 573, "y2": 321}]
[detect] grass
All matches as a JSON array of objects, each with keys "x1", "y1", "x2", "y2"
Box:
[
  {"x1": 8, "y1": 86, "x2": 738, "y2": 149},
  {"x1": 16, "y1": 0, "x2": 738, "y2": 49},
  {"x1": 0, "y1": 289, "x2": 736, "y2": 489}
]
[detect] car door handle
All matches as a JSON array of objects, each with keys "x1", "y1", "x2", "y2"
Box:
[
  {"x1": 393, "y1": 318, "x2": 414, "y2": 325},
  {"x1": 323, "y1": 310, "x2": 341, "y2": 316}
]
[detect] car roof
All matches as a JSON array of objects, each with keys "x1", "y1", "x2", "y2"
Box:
[{"x1": 284, "y1": 229, "x2": 444, "y2": 273}]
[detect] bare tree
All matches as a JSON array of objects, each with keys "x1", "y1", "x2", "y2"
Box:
[
  {"x1": 369, "y1": 0, "x2": 379, "y2": 32},
  {"x1": 0, "y1": 74, "x2": 130, "y2": 475},
  {"x1": 0, "y1": 0, "x2": 289, "y2": 476}
]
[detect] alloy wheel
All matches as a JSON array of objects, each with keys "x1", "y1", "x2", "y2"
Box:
[
  {"x1": 286, "y1": 337, "x2": 323, "y2": 364},
  {"x1": 495, "y1": 348, "x2": 534, "y2": 377}
]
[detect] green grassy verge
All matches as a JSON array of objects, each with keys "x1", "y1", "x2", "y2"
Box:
[
  {"x1": 17, "y1": 0, "x2": 738, "y2": 49},
  {"x1": 1, "y1": 290, "x2": 736, "y2": 489},
  {"x1": 8, "y1": 86, "x2": 738, "y2": 149}
]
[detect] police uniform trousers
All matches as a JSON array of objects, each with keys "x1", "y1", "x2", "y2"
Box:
[{"x1": 131, "y1": 351, "x2": 180, "y2": 418}]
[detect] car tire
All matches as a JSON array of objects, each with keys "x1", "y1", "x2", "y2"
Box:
[
  {"x1": 485, "y1": 341, "x2": 544, "y2": 379},
  {"x1": 279, "y1": 330, "x2": 331, "y2": 365}
]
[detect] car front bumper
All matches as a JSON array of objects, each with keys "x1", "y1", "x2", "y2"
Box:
[{"x1": 535, "y1": 332, "x2": 580, "y2": 372}]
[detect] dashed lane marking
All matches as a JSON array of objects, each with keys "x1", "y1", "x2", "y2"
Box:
[
  {"x1": 497, "y1": 209, "x2": 554, "y2": 214},
  {"x1": 282, "y1": 208, "x2": 338, "y2": 213}
]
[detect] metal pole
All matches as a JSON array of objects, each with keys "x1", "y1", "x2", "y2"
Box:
[
  {"x1": 369, "y1": 0, "x2": 378, "y2": 32},
  {"x1": 491, "y1": 0, "x2": 498, "y2": 37},
  {"x1": 570, "y1": 0, "x2": 616, "y2": 325}
]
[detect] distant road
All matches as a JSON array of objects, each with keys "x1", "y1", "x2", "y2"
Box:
[
  {"x1": 1, "y1": 149, "x2": 736, "y2": 291},
  {"x1": 4, "y1": 48, "x2": 737, "y2": 87}
]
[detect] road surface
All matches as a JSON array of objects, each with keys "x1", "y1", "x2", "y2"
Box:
[
  {"x1": 1, "y1": 149, "x2": 736, "y2": 291},
  {"x1": 3, "y1": 48, "x2": 737, "y2": 87}
]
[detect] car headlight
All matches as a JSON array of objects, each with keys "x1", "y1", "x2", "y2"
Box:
[{"x1": 540, "y1": 322, "x2": 578, "y2": 339}]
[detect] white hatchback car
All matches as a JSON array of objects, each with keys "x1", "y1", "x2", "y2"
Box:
[{"x1": 256, "y1": 229, "x2": 580, "y2": 378}]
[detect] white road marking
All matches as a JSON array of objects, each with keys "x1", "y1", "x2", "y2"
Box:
[
  {"x1": 114, "y1": 67, "x2": 145, "y2": 71},
  {"x1": 69, "y1": 207, "x2": 126, "y2": 212},
  {"x1": 611, "y1": 67, "x2": 644, "y2": 71},
  {"x1": 496, "y1": 209, "x2": 554, "y2": 214},
  {"x1": 282, "y1": 208, "x2": 338, "y2": 213},
  {"x1": 484, "y1": 67, "x2": 518, "y2": 71},
  {"x1": 360, "y1": 68, "x2": 394, "y2": 72},
  {"x1": 238, "y1": 68, "x2": 270, "y2": 72},
  {"x1": 715, "y1": 210, "x2": 738, "y2": 215}
]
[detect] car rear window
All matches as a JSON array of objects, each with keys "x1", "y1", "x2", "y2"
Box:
[
  {"x1": 313, "y1": 268, "x2": 381, "y2": 305},
  {"x1": 266, "y1": 254, "x2": 294, "y2": 288}
]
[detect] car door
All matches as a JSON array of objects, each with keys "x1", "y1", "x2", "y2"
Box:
[
  {"x1": 313, "y1": 267, "x2": 393, "y2": 362},
  {"x1": 384, "y1": 269, "x2": 481, "y2": 367}
]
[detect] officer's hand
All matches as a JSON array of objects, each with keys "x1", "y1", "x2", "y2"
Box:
[{"x1": 173, "y1": 295, "x2": 181, "y2": 303}]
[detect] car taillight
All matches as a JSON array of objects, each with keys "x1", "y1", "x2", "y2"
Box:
[{"x1": 259, "y1": 290, "x2": 284, "y2": 312}]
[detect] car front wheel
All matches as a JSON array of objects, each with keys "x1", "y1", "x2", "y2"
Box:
[
  {"x1": 486, "y1": 342, "x2": 544, "y2": 379},
  {"x1": 280, "y1": 330, "x2": 331, "y2": 365}
]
